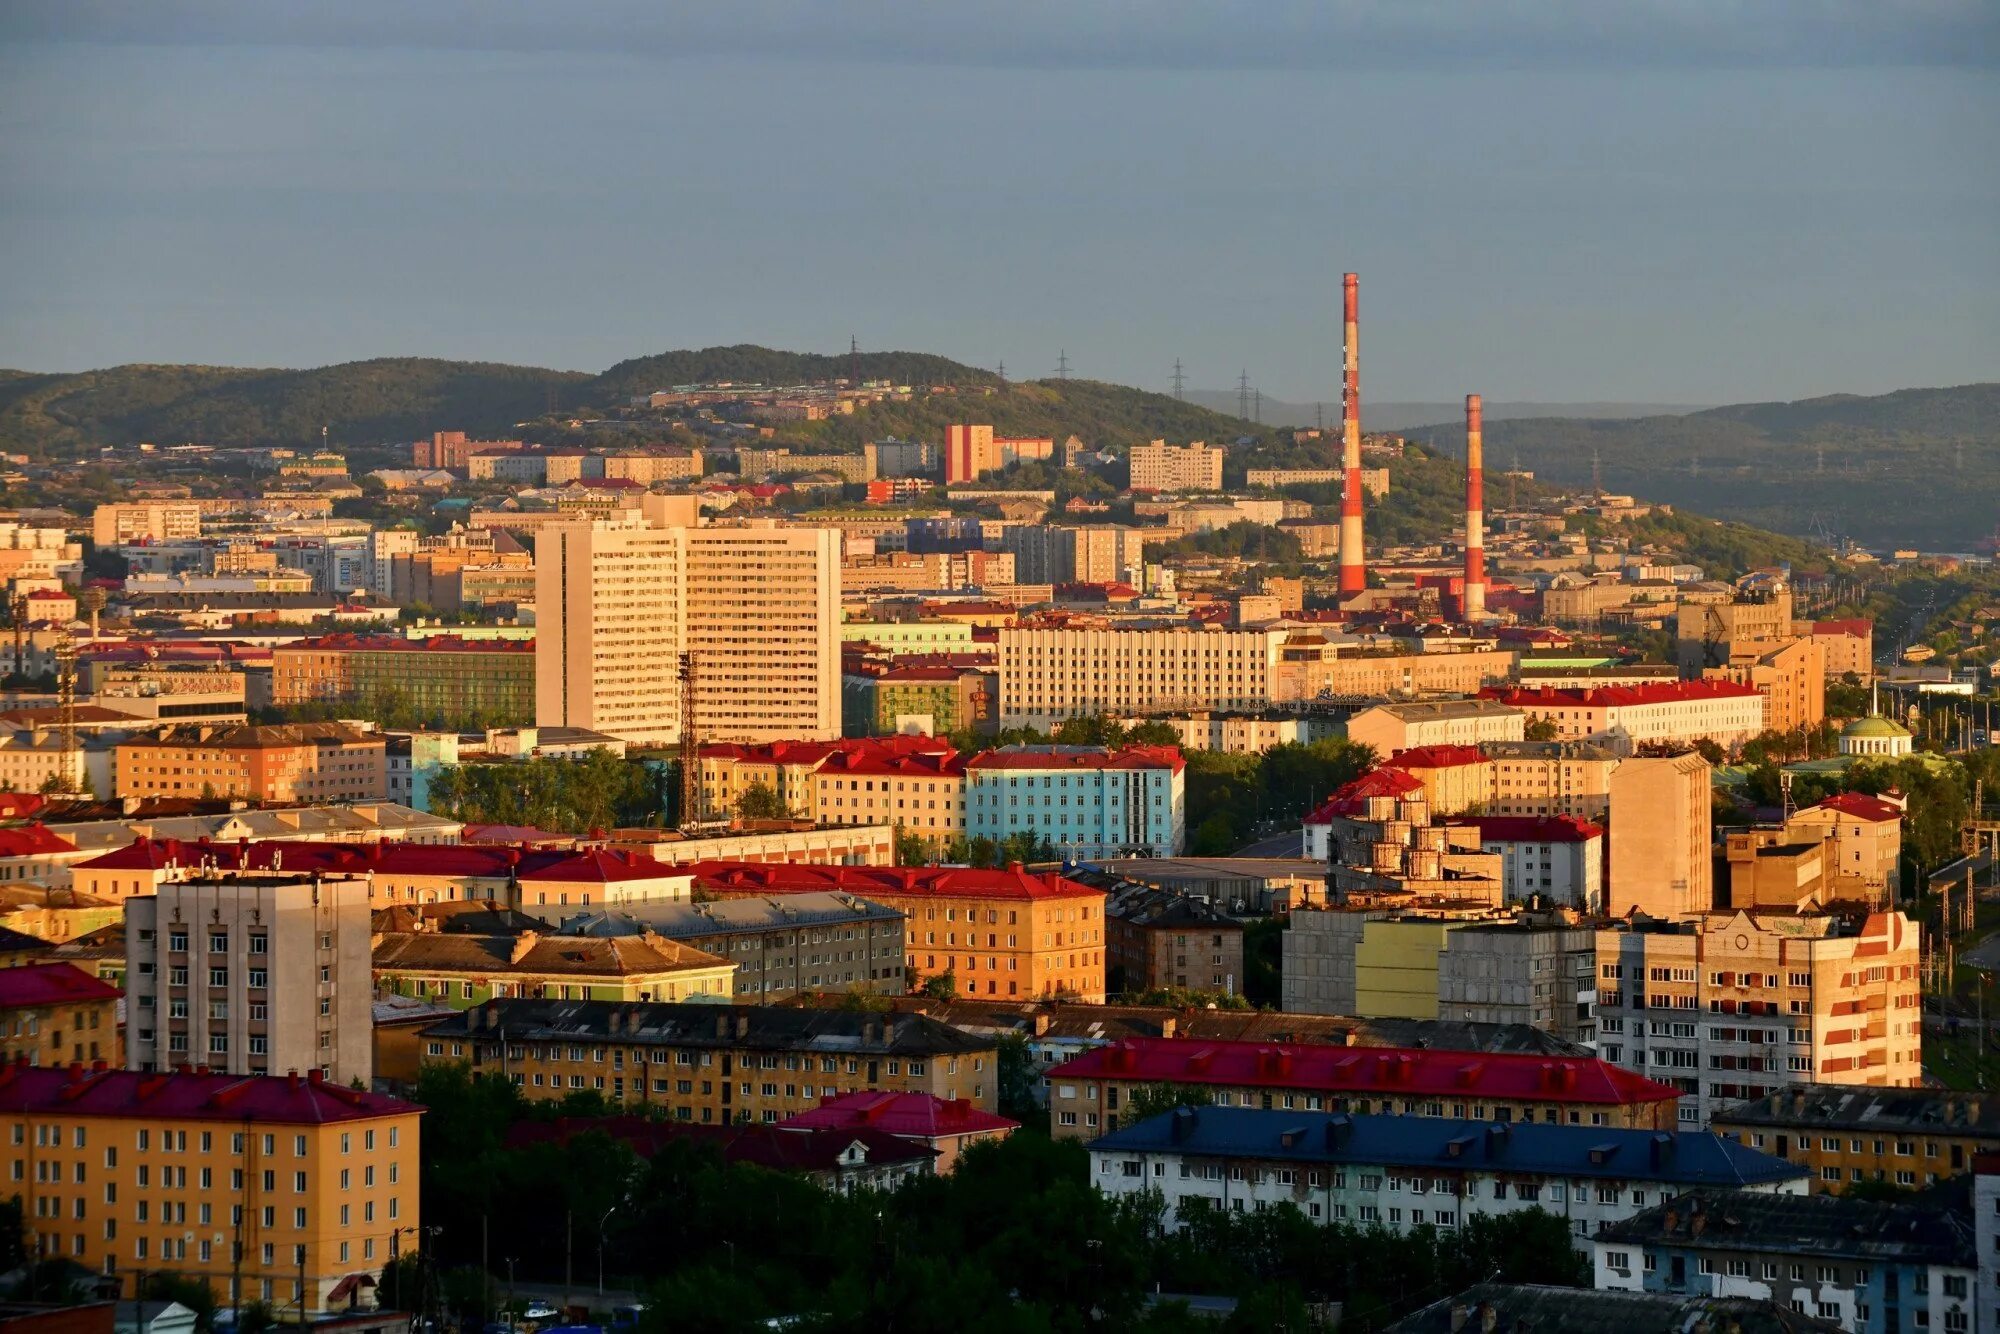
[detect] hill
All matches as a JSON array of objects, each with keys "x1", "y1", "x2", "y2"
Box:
[
  {"x1": 1185, "y1": 391, "x2": 1708, "y2": 432},
  {"x1": 1403, "y1": 383, "x2": 2000, "y2": 549}
]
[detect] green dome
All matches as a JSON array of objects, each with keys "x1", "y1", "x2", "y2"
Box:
[{"x1": 1842, "y1": 715, "x2": 1911, "y2": 739}]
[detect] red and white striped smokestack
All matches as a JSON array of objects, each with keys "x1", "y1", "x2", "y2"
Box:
[
  {"x1": 1338, "y1": 272, "x2": 1365, "y2": 595},
  {"x1": 1464, "y1": 392, "x2": 1486, "y2": 620}
]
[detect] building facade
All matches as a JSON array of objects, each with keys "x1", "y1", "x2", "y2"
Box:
[
  {"x1": 1710, "y1": 1084, "x2": 2000, "y2": 1192},
  {"x1": 0, "y1": 963, "x2": 121, "y2": 1067},
  {"x1": 125, "y1": 874, "x2": 375, "y2": 1084},
  {"x1": 1127, "y1": 440, "x2": 1224, "y2": 492},
  {"x1": 965, "y1": 745, "x2": 1186, "y2": 860},
  {"x1": 112, "y1": 724, "x2": 388, "y2": 804},
  {"x1": 269, "y1": 635, "x2": 535, "y2": 727}
]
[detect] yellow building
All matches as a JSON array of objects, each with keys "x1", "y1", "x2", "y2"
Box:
[
  {"x1": 1128, "y1": 440, "x2": 1224, "y2": 492},
  {"x1": 0, "y1": 963, "x2": 121, "y2": 1066},
  {"x1": 1354, "y1": 919, "x2": 1466, "y2": 1019},
  {"x1": 0, "y1": 1064, "x2": 421, "y2": 1311},
  {"x1": 1604, "y1": 752, "x2": 1713, "y2": 919},
  {"x1": 418, "y1": 998, "x2": 1000, "y2": 1122},
  {"x1": 1594, "y1": 909, "x2": 1922, "y2": 1125},
  {"x1": 1713, "y1": 1084, "x2": 2000, "y2": 1192},
  {"x1": 371, "y1": 929, "x2": 736, "y2": 1006}
]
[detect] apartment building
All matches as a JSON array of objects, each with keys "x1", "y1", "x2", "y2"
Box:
[
  {"x1": 810, "y1": 746, "x2": 967, "y2": 848},
  {"x1": 1345, "y1": 701, "x2": 1526, "y2": 756},
  {"x1": 112, "y1": 723, "x2": 388, "y2": 803},
  {"x1": 535, "y1": 502, "x2": 840, "y2": 745},
  {"x1": 1713, "y1": 1085, "x2": 2000, "y2": 1193},
  {"x1": 600, "y1": 448, "x2": 703, "y2": 484},
  {"x1": 270, "y1": 634, "x2": 535, "y2": 727},
  {"x1": 1594, "y1": 1191, "x2": 1975, "y2": 1334},
  {"x1": 0, "y1": 1065, "x2": 421, "y2": 1310},
  {"x1": 1127, "y1": 440, "x2": 1224, "y2": 492},
  {"x1": 696, "y1": 735, "x2": 960, "y2": 824},
  {"x1": 1091, "y1": 1108, "x2": 1802, "y2": 1246},
  {"x1": 413, "y1": 429, "x2": 522, "y2": 469},
  {"x1": 1442, "y1": 816, "x2": 1604, "y2": 910},
  {"x1": 1434, "y1": 920, "x2": 1600, "y2": 1047},
  {"x1": 1001, "y1": 524, "x2": 1146, "y2": 586},
  {"x1": 1493, "y1": 681, "x2": 1767, "y2": 751},
  {"x1": 91, "y1": 502, "x2": 202, "y2": 546},
  {"x1": 558, "y1": 892, "x2": 907, "y2": 1003},
  {"x1": 1606, "y1": 752, "x2": 1714, "y2": 919},
  {"x1": 0, "y1": 963, "x2": 121, "y2": 1066},
  {"x1": 688, "y1": 861, "x2": 1109, "y2": 1002},
  {"x1": 372, "y1": 929, "x2": 735, "y2": 1006},
  {"x1": 943, "y1": 425, "x2": 1053, "y2": 484},
  {"x1": 965, "y1": 745, "x2": 1186, "y2": 860},
  {"x1": 1315, "y1": 649, "x2": 1517, "y2": 699},
  {"x1": 419, "y1": 998, "x2": 999, "y2": 1121},
  {"x1": 1593, "y1": 909, "x2": 1924, "y2": 1125},
  {"x1": 125, "y1": 874, "x2": 375, "y2": 1084},
  {"x1": 1045, "y1": 1038, "x2": 1682, "y2": 1140},
  {"x1": 1709, "y1": 635, "x2": 1825, "y2": 738},
  {"x1": 1674, "y1": 587, "x2": 1797, "y2": 674},
  {"x1": 1797, "y1": 619, "x2": 1873, "y2": 681},
  {"x1": 997, "y1": 627, "x2": 1287, "y2": 728},
  {"x1": 1101, "y1": 879, "x2": 1245, "y2": 996},
  {"x1": 1785, "y1": 792, "x2": 1903, "y2": 903},
  {"x1": 1479, "y1": 740, "x2": 1620, "y2": 819},
  {"x1": 841, "y1": 664, "x2": 995, "y2": 739}
]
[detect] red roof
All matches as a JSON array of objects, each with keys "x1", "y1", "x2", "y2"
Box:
[
  {"x1": 966, "y1": 745, "x2": 1184, "y2": 775},
  {"x1": 0, "y1": 1063, "x2": 419, "y2": 1124},
  {"x1": 1812, "y1": 620, "x2": 1872, "y2": 639},
  {"x1": 689, "y1": 861, "x2": 1103, "y2": 903},
  {"x1": 1804, "y1": 792, "x2": 1903, "y2": 823},
  {"x1": 73, "y1": 836, "x2": 675, "y2": 884},
  {"x1": 515, "y1": 848, "x2": 689, "y2": 884},
  {"x1": 0, "y1": 794, "x2": 48, "y2": 820},
  {"x1": 813, "y1": 750, "x2": 968, "y2": 779},
  {"x1": 279, "y1": 634, "x2": 532, "y2": 655},
  {"x1": 697, "y1": 736, "x2": 955, "y2": 767},
  {"x1": 1492, "y1": 680, "x2": 1763, "y2": 709},
  {"x1": 506, "y1": 1116, "x2": 933, "y2": 1171},
  {"x1": 0, "y1": 963, "x2": 120, "y2": 1009},
  {"x1": 0, "y1": 824, "x2": 77, "y2": 858},
  {"x1": 1443, "y1": 815, "x2": 1605, "y2": 844},
  {"x1": 779, "y1": 1090, "x2": 1018, "y2": 1138},
  {"x1": 1049, "y1": 1037, "x2": 1680, "y2": 1107},
  {"x1": 1384, "y1": 745, "x2": 1488, "y2": 771},
  {"x1": 1305, "y1": 767, "x2": 1425, "y2": 825}
]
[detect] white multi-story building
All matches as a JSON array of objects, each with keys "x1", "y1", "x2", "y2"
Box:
[
  {"x1": 1088, "y1": 1106, "x2": 1804, "y2": 1250},
  {"x1": 1127, "y1": 440, "x2": 1224, "y2": 492},
  {"x1": 535, "y1": 497, "x2": 840, "y2": 746},
  {"x1": 997, "y1": 627, "x2": 1287, "y2": 729},
  {"x1": 125, "y1": 873, "x2": 375, "y2": 1085},
  {"x1": 1495, "y1": 681, "x2": 1767, "y2": 752}
]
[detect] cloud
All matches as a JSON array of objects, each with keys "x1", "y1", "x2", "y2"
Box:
[{"x1": 4, "y1": 0, "x2": 1995, "y2": 70}]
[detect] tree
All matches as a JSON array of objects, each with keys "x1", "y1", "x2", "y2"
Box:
[
  {"x1": 919, "y1": 971, "x2": 958, "y2": 1001},
  {"x1": 735, "y1": 781, "x2": 790, "y2": 821},
  {"x1": 1121, "y1": 1082, "x2": 1217, "y2": 1126},
  {"x1": 1523, "y1": 717, "x2": 1560, "y2": 742},
  {"x1": 894, "y1": 827, "x2": 930, "y2": 866}
]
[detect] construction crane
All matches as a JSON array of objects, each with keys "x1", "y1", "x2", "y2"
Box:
[
  {"x1": 677, "y1": 652, "x2": 700, "y2": 832},
  {"x1": 53, "y1": 628, "x2": 78, "y2": 795}
]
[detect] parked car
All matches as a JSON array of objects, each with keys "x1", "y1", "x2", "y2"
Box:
[{"x1": 521, "y1": 1305, "x2": 561, "y2": 1323}]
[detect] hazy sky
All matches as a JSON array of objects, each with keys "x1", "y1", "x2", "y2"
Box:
[{"x1": 1, "y1": 1, "x2": 1995, "y2": 403}]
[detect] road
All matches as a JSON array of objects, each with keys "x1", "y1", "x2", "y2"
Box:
[{"x1": 1234, "y1": 828, "x2": 1306, "y2": 858}]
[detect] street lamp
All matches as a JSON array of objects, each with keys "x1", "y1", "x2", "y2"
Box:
[{"x1": 597, "y1": 1203, "x2": 620, "y2": 1297}]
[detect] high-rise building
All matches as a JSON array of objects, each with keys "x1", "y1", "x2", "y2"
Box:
[
  {"x1": 125, "y1": 874, "x2": 375, "y2": 1085},
  {"x1": 1605, "y1": 753, "x2": 1714, "y2": 919},
  {"x1": 1127, "y1": 440, "x2": 1224, "y2": 492},
  {"x1": 535, "y1": 500, "x2": 840, "y2": 745}
]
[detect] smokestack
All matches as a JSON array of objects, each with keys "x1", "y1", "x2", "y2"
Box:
[
  {"x1": 1464, "y1": 393, "x2": 1486, "y2": 620},
  {"x1": 1338, "y1": 272, "x2": 1366, "y2": 595}
]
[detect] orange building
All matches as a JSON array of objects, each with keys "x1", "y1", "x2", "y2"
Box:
[
  {"x1": 0, "y1": 963, "x2": 120, "y2": 1066},
  {"x1": 0, "y1": 1065, "x2": 422, "y2": 1311},
  {"x1": 112, "y1": 723, "x2": 387, "y2": 803},
  {"x1": 690, "y1": 861, "x2": 1108, "y2": 1002}
]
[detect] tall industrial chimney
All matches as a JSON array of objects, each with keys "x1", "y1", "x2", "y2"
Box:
[
  {"x1": 1337, "y1": 272, "x2": 1365, "y2": 595},
  {"x1": 1464, "y1": 393, "x2": 1486, "y2": 620}
]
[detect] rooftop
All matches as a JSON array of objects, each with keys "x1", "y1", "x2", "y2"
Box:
[
  {"x1": 781, "y1": 1090, "x2": 1018, "y2": 1139},
  {"x1": 1597, "y1": 1191, "x2": 1975, "y2": 1268},
  {"x1": 1383, "y1": 1284, "x2": 1842, "y2": 1334},
  {"x1": 1091, "y1": 1108, "x2": 1800, "y2": 1188},
  {"x1": 507, "y1": 1115, "x2": 934, "y2": 1172},
  {"x1": 558, "y1": 892, "x2": 904, "y2": 939},
  {"x1": 966, "y1": 744, "x2": 1185, "y2": 774},
  {"x1": 422, "y1": 998, "x2": 996, "y2": 1057},
  {"x1": 1443, "y1": 815, "x2": 1605, "y2": 844},
  {"x1": 1712, "y1": 1083, "x2": 2000, "y2": 1140},
  {"x1": 1050, "y1": 1036, "x2": 1681, "y2": 1106},
  {"x1": 0, "y1": 1064, "x2": 419, "y2": 1125},
  {"x1": 1493, "y1": 680, "x2": 1765, "y2": 708},
  {"x1": 688, "y1": 860, "x2": 1103, "y2": 903},
  {"x1": 0, "y1": 962, "x2": 120, "y2": 1008}
]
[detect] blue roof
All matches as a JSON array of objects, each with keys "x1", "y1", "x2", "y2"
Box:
[{"x1": 1089, "y1": 1108, "x2": 1805, "y2": 1189}]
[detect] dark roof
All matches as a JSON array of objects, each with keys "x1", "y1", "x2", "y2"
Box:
[
  {"x1": 1096, "y1": 877, "x2": 1244, "y2": 930},
  {"x1": 1383, "y1": 1284, "x2": 1845, "y2": 1334},
  {"x1": 423, "y1": 998, "x2": 995, "y2": 1057},
  {"x1": 504, "y1": 1115, "x2": 934, "y2": 1172},
  {"x1": 1713, "y1": 1084, "x2": 2000, "y2": 1142},
  {"x1": 1090, "y1": 1109, "x2": 1802, "y2": 1189},
  {"x1": 371, "y1": 931, "x2": 728, "y2": 978},
  {"x1": 0, "y1": 924, "x2": 54, "y2": 956},
  {"x1": 1595, "y1": 1191, "x2": 1976, "y2": 1268}
]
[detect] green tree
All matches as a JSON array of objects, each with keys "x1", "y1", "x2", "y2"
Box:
[
  {"x1": 1121, "y1": 1082, "x2": 1218, "y2": 1126},
  {"x1": 1523, "y1": 717, "x2": 1560, "y2": 742},
  {"x1": 735, "y1": 781, "x2": 790, "y2": 821}
]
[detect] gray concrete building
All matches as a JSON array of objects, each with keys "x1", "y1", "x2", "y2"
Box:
[
  {"x1": 1435, "y1": 920, "x2": 1598, "y2": 1047},
  {"x1": 558, "y1": 892, "x2": 906, "y2": 1003},
  {"x1": 125, "y1": 873, "x2": 375, "y2": 1084}
]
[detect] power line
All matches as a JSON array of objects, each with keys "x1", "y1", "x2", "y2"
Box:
[
  {"x1": 1171, "y1": 359, "x2": 1186, "y2": 401},
  {"x1": 1237, "y1": 370, "x2": 1251, "y2": 422},
  {"x1": 997, "y1": 360, "x2": 1007, "y2": 387},
  {"x1": 1253, "y1": 388, "x2": 1262, "y2": 425},
  {"x1": 1055, "y1": 350, "x2": 1071, "y2": 381}
]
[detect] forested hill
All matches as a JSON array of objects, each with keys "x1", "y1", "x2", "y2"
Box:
[
  {"x1": 0, "y1": 346, "x2": 1267, "y2": 458},
  {"x1": 1403, "y1": 383, "x2": 2000, "y2": 549}
]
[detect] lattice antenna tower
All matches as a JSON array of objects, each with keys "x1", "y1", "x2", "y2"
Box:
[{"x1": 677, "y1": 653, "x2": 700, "y2": 830}]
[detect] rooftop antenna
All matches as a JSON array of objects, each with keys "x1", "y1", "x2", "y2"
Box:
[
  {"x1": 1055, "y1": 350, "x2": 1071, "y2": 382},
  {"x1": 1237, "y1": 370, "x2": 1251, "y2": 422},
  {"x1": 1171, "y1": 359, "x2": 1186, "y2": 401}
]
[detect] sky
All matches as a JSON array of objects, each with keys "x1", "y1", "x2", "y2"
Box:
[{"x1": 0, "y1": 1, "x2": 1995, "y2": 405}]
